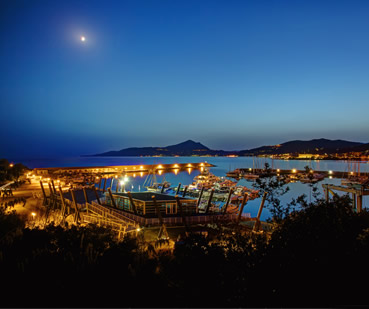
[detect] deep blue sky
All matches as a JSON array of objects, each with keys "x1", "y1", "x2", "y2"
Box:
[{"x1": 1, "y1": 0, "x2": 369, "y2": 159}]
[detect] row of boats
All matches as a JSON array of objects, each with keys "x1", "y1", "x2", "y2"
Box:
[
  {"x1": 226, "y1": 168, "x2": 326, "y2": 184},
  {"x1": 145, "y1": 168, "x2": 260, "y2": 214}
]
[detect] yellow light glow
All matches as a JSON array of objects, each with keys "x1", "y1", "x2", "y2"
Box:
[
  {"x1": 174, "y1": 164, "x2": 179, "y2": 168},
  {"x1": 187, "y1": 164, "x2": 192, "y2": 167},
  {"x1": 9, "y1": 163, "x2": 14, "y2": 168},
  {"x1": 158, "y1": 170, "x2": 163, "y2": 175},
  {"x1": 200, "y1": 163, "x2": 204, "y2": 166},
  {"x1": 187, "y1": 168, "x2": 192, "y2": 175},
  {"x1": 277, "y1": 169, "x2": 280, "y2": 172},
  {"x1": 350, "y1": 171, "x2": 354, "y2": 175},
  {"x1": 31, "y1": 212, "x2": 36, "y2": 218},
  {"x1": 140, "y1": 166, "x2": 143, "y2": 169},
  {"x1": 292, "y1": 169, "x2": 297, "y2": 173},
  {"x1": 157, "y1": 165, "x2": 163, "y2": 169},
  {"x1": 115, "y1": 175, "x2": 118, "y2": 178},
  {"x1": 140, "y1": 172, "x2": 144, "y2": 177},
  {"x1": 133, "y1": 173, "x2": 136, "y2": 177},
  {"x1": 136, "y1": 228, "x2": 141, "y2": 232},
  {"x1": 174, "y1": 169, "x2": 179, "y2": 175},
  {"x1": 328, "y1": 170, "x2": 333, "y2": 175},
  {"x1": 249, "y1": 168, "x2": 252, "y2": 171}
]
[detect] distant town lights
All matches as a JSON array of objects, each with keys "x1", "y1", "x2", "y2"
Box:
[
  {"x1": 328, "y1": 170, "x2": 333, "y2": 175},
  {"x1": 292, "y1": 169, "x2": 297, "y2": 173}
]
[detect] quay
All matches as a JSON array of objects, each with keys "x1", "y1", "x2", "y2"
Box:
[
  {"x1": 33, "y1": 162, "x2": 214, "y2": 177},
  {"x1": 227, "y1": 167, "x2": 369, "y2": 179}
]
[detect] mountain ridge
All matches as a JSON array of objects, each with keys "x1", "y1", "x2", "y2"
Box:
[{"x1": 87, "y1": 138, "x2": 366, "y2": 157}]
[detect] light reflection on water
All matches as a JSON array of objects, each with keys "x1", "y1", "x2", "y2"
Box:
[{"x1": 22, "y1": 156, "x2": 369, "y2": 220}]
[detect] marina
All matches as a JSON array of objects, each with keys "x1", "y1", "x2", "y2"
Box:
[
  {"x1": 22, "y1": 156, "x2": 369, "y2": 221},
  {"x1": 29, "y1": 155, "x2": 369, "y2": 241}
]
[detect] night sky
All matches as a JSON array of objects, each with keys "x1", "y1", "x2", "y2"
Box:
[{"x1": 1, "y1": 0, "x2": 369, "y2": 159}]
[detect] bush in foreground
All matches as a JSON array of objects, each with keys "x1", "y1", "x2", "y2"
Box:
[{"x1": 0, "y1": 196, "x2": 368, "y2": 307}]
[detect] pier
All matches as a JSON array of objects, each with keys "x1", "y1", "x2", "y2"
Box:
[
  {"x1": 227, "y1": 167, "x2": 369, "y2": 179},
  {"x1": 34, "y1": 162, "x2": 214, "y2": 177}
]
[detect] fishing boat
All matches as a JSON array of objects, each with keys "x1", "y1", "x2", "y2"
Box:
[
  {"x1": 146, "y1": 181, "x2": 171, "y2": 193},
  {"x1": 299, "y1": 173, "x2": 325, "y2": 184},
  {"x1": 213, "y1": 178, "x2": 237, "y2": 193},
  {"x1": 143, "y1": 171, "x2": 171, "y2": 193}
]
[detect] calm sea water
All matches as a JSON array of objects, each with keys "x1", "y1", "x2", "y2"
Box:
[{"x1": 21, "y1": 156, "x2": 369, "y2": 220}]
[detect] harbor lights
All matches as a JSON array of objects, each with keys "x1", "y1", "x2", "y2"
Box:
[
  {"x1": 328, "y1": 170, "x2": 333, "y2": 175},
  {"x1": 292, "y1": 169, "x2": 297, "y2": 173},
  {"x1": 157, "y1": 165, "x2": 164, "y2": 169},
  {"x1": 277, "y1": 169, "x2": 280, "y2": 172},
  {"x1": 174, "y1": 169, "x2": 179, "y2": 175},
  {"x1": 120, "y1": 180, "x2": 125, "y2": 192},
  {"x1": 119, "y1": 176, "x2": 129, "y2": 192},
  {"x1": 173, "y1": 164, "x2": 179, "y2": 168}
]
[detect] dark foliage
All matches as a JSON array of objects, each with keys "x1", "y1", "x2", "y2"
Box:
[{"x1": 1, "y1": 195, "x2": 369, "y2": 307}]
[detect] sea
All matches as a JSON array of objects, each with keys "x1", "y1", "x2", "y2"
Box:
[{"x1": 21, "y1": 156, "x2": 369, "y2": 221}]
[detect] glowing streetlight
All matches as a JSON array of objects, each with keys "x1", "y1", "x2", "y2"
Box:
[{"x1": 31, "y1": 212, "x2": 36, "y2": 219}]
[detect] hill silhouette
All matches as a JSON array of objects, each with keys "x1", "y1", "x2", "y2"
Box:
[{"x1": 88, "y1": 138, "x2": 365, "y2": 157}]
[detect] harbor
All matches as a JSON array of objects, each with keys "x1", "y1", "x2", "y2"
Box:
[{"x1": 26, "y1": 155, "x2": 368, "y2": 242}]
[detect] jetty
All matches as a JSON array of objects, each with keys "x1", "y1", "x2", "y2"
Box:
[
  {"x1": 34, "y1": 162, "x2": 214, "y2": 177},
  {"x1": 227, "y1": 167, "x2": 369, "y2": 180}
]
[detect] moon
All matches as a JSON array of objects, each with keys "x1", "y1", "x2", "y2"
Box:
[{"x1": 80, "y1": 36, "x2": 86, "y2": 42}]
